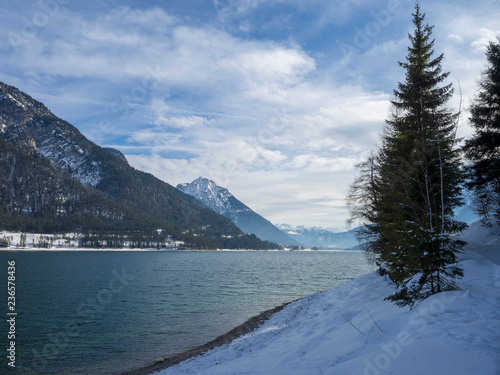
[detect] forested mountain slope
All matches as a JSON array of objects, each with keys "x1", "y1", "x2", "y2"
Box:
[{"x1": 0, "y1": 82, "x2": 274, "y2": 249}]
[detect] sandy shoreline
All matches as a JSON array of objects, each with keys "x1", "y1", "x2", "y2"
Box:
[{"x1": 120, "y1": 301, "x2": 294, "y2": 375}]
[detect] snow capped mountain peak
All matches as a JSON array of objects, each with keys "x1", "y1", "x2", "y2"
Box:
[
  {"x1": 177, "y1": 178, "x2": 299, "y2": 246},
  {"x1": 177, "y1": 177, "x2": 238, "y2": 220},
  {"x1": 182, "y1": 177, "x2": 233, "y2": 198}
]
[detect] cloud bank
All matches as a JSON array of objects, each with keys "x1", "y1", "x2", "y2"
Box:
[{"x1": 1, "y1": 0, "x2": 499, "y2": 227}]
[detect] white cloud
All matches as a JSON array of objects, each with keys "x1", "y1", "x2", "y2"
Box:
[
  {"x1": 429, "y1": 2, "x2": 500, "y2": 139},
  {"x1": 17, "y1": 7, "x2": 314, "y2": 110},
  {"x1": 287, "y1": 154, "x2": 361, "y2": 172},
  {"x1": 3, "y1": 1, "x2": 500, "y2": 228},
  {"x1": 471, "y1": 28, "x2": 500, "y2": 52},
  {"x1": 448, "y1": 34, "x2": 463, "y2": 44},
  {"x1": 213, "y1": 0, "x2": 377, "y2": 29},
  {"x1": 126, "y1": 131, "x2": 183, "y2": 146},
  {"x1": 154, "y1": 115, "x2": 210, "y2": 129}
]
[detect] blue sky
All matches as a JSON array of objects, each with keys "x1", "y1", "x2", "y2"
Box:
[{"x1": 1, "y1": 0, "x2": 499, "y2": 228}]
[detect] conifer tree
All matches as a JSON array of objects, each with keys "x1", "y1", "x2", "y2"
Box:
[
  {"x1": 347, "y1": 4, "x2": 466, "y2": 307},
  {"x1": 463, "y1": 40, "x2": 500, "y2": 223}
]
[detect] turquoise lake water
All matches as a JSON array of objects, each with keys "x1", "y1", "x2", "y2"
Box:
[{"x1": 0, "y1": 250, "x2": 375, "y2": 375}]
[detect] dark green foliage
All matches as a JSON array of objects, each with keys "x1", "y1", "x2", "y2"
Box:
[
  {"x1": 463, "y1": 39, "x2": 500, "y2": 223},
  {"x1": 0, "y1": 138, "x2": 131, "y2": 233},
  {"x1": 347, "y1": 4, "x2": 466, "y2": 307},
  {"x1": 0, "y1": 237, "x2": 9, "y2": 248},
  {"x1": 0, "y1": 139, "x2": 276, "y2": 249}
]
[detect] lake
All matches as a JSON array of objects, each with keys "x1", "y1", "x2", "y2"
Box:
[{"x1": 0, "y1": 250, "x2": 375, "y2": 375}]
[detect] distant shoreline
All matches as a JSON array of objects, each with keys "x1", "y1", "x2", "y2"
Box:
[
  {"x1": 0, "y1": 247, "x2": 176, "y2": 252},
  {"x1": 0, "y1": 230, "x2": 362, "y2": 251},
  {"x1": 120, "y1": 301, "x2": 294, "y2": 375},
  {"x1": 0, "y1": 247, "x2": 361, "y2": 252}
]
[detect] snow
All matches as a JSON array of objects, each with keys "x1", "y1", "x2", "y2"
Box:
[
  {"x1": 177, "y1": 177, "x2": 244, "y2": 222},
  {"x1": 461, "y1": 220, "x2": 500, "y2": 265},
  {"x1": 6, "y1": 91, "x2": 27, "y2": 110},
  {"x1": 0, "y1": 232, "x2": 185, "y2": 250},
  {"x1": 275, "y1": 223, "x2": 360, "y2": 249},
  {"x1": 0, "y1": 232, "x2": 80, "y2": 249},
  {"x1": 156, "y1": 221, "x2": 500, "y2": 375},
  {"x1": 38, "y1": 133, "x2": 103, "y2": 188}
]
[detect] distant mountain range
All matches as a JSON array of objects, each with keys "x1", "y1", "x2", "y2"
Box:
[
  {"x1": 177, "y1": 177, "x2": 300, "y2": 246},
  {"x1": 276, "y1": 224, "x2": 361, "y2": 249},
  {"x1": 0, "y1": 81, "x2": 274, "y2": 249},
  {"x1": 276, "y1": 192, "x2": 480, "y2": 249}
]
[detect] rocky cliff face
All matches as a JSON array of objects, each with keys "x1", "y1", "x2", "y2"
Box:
[
  {"x1": 177, "y1": 177, "x2": 299, "y2": 246},
  {"x1": 0, "y1": 83, "x2": 103, "y2": 187}
]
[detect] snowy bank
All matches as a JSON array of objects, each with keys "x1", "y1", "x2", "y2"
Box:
[
  {"x1": 153, "y1": 221, "x2": 500, "y2": 375},
  {"x1": 0, "y1": 231, "x2": 185, "y2": 250}
]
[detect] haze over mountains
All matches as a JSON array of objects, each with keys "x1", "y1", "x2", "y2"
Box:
[{"x1": 276, "y1": 224, "x2": 361, "y2": 249}]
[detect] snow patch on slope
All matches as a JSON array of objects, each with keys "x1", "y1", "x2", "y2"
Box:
[
  {"x1": 6, "y1": 91, "x2": 27, "y2": 111},
  {"x1": 35, "y1": 120, "x2": 103, "y2": 187},
  {"x1": 177, "y1": 177, "x2": 250, "y2": 223},
  {"x1": 0, "y1": 83, "x2": 103, "y2": 187},
  {"x1": 158, "y1": 222, "x2": 500, "y2": 375}
]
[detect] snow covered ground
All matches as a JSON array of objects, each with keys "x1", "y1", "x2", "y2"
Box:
[
  {"x1": 156, "y1": 221, "x2": 500, "y2": 375},
  {"x1": 0, "y1": 232, "x2": 185, "y2": 250}
]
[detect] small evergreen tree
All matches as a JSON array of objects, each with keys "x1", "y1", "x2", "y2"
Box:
[
  {"x1": 347, "y1": 4, "x2": 466, "y2": 307},
  {"x1": 463, "y1": 39, "x2": 500, "y2": 224},
  {"x1": 0, "y1": 237, "x2": 9, "y2": 248},
  {"x1": 346, "y1": 152, "x2": 383, "y2": 264}
]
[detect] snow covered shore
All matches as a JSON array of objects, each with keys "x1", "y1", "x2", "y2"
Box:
[
  {"x1": 0, "y1": 232, "x2": 185, "y2": 250},
  {"x1": 154, "y1": 221, "x2": 500, "y2": 375}
]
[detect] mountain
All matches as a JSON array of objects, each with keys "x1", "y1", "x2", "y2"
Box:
[
  {"x1": 104, "y1": 147, "x2": 129, "y2": 165},
  {"x1": 177, "y1": 177, "x2": 299, "y2": 246},
  {"x1": 276, "y1": 189, "x2": 480, "y2": 249},
  {"x1": 276, "y1": 224, "x2": 361, "y2": 249},
  {"x1": 0, "y1": 81, "x2": 274, "y2": 249}
]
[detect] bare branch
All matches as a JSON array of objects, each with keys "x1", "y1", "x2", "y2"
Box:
[
  {"x1": 367, "y1": 308, "x2": 384, "y2": 333},
  {"x1": 340, "y1": 312, "x2": 363, "y2": 335}
]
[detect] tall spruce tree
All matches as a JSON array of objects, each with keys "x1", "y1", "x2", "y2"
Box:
[
  {"x1": 347, "y1": 4, "x2": 466, "y2": 307},
  {"x1": 463, "y1": 40, "x2": 500, "y2": 223}
]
